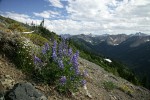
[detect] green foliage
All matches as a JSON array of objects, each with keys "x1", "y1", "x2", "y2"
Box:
[
  {"x1": 36, "y1": 26, "x2": 59, "y2": 41},
  {"x1": 8, "y1": 23, "x2": 28, "y2": 32},
  {"x1": 141, "y1": 75, "x2": 149, "y2": 89},
  {"x1": 0, "y1": 15, "x2": 31, "y2": 33},
  {"x1": 119, "y1": 85, "x2": 133, "y2": 95},
  {"x1": 15, "y1": 40, "x2": 34, "y2": 72},
  {"x1": 0, "y1": 16, "x2": 17, "y2": 25},
  {"x1": 103, "y1": 81, "x2": 116, "y2": 91},
  {"x1": 0, "y1": 32, "x2": 35, "y2": 73},
  {"x1": 22, "y1": 33, "x2": 50, "y2": 46},
  {"x1": 40, "y1": 18, "x2": 44, "y2": 27}
]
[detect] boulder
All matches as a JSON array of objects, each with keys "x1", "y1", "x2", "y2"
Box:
[{"x1": 5, "y1": 82, "x2": 47, "y2": 100}]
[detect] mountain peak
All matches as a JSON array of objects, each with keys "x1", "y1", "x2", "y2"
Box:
[{"x1": 134, "y1": 32, "x2": 148, "y2": 36}]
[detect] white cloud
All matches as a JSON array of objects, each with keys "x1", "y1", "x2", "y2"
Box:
[
  {"x1": 63, "y1": 0, "x2": 150, "y2": 34},
  {"x1": 33, "y1": 10, "x2": 59, "y2": 18},
  {"x1": 66, "y1": 0, "x2": 112, "y2": 20},
  {"x1": 1, "y1": 12, "x2": 41, "y2": 25},
  {"x1": 132, "y1": 0, "x2": 150, "y2": 6},
  {"x1": 44, "y1": 19, "x2": 111, "y2": 35},
  {"x1": 48, "y1": 0, "x2": 63, "y2": 8}
]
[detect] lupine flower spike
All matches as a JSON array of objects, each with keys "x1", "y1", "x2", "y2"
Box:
[
  {"x1": 72, "y1": 51, "x2": 80, "y2": 75},
  {"x1": 52, "y1": 41, "x2": 57, "y2": 61},
  {"x1": 81, "y1": 80, "x2": 86, "y2": 86},
  {"x1": 68, "y1": 48, "x2": 72, "y2": 56},
  {"x1": 45, "y1": 43, "x2": 50, "y2": 51},
  {"x1": 58, "y1": 59, "x2": 64, "y2": 69},
  {"x1": 60, "y1": 76, "x2": 67, "y2": 85},
  {"x1": 34, "y1": 55, "x2": 42, "y2": 65}
]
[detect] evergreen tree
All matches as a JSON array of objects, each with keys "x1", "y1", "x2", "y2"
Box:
[{"x1": 40, "y1": 18, "x2": 44, "y2": 27}]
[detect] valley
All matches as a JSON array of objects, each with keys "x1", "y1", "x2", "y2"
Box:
[{"x1": 71, "y1": 33, "x2": 150, "y2": 88}]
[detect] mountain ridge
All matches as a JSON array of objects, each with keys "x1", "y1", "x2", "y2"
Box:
[{"x1": 70, "y1": 33, "x2": 150, "y2": 89}]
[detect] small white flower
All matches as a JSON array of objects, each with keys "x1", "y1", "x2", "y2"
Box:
[{"x1": 22, "y1": 46, "x2": 25, "y2": 49}]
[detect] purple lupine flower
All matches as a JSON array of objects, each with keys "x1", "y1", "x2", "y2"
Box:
[
  {"x1": 42, "y1": 45, "x2": 47, "y2": 55},
  {"x1": 42, "y1": 43, "x2": 50, "y2": 54},
  {"x1": 60, "y1": 76, "x2": 67, "y2": 85},
  {"x1": 62, "y1": 38, "x2": 66, "y2": 47},
  {"x1": 52, "y1": 40, "x2": 57, "y2": 61},
  {"x1": 42, "y1": 47, "x2": 46, "y2": 54},
  {"x1": 72, "y1": 53, "x2": 79, "y2": 67},
  {"x1": 53, "y1": 40, "x2": 57, "y2": 49},
  {"x1": 58, "y1": 59, "x2": 64, "y2": 69},
  {"x1": 63, "y1": 49, "x2": 67, "y2": 56},
  {"x1": 71, "y1": 52, "x2": 80, "y2": 75},
  {"x1": 68, "y1": 48, "x2": 72, "y2": 56},
  {"x1": 52, "y1": 51, "x2": 57, "y2": 61},
  {"x1": 81, "y1": 80, "x2": 86, "y2": 86},
  {"x1": 76, "y1": 50, "x2": 79, "y2": 58},
  {"x1": 75, "y1": 69, "x2": 80, "y2": 75},
  {"x1": 61, "y1": 38, "x2": 68, "y2": 56},
  {"x1": 45, "y1": 43, "x2": 50, "y2": 51},
  {"x1": 34, "y1": 55, "x2": 42, "y2": 65}
]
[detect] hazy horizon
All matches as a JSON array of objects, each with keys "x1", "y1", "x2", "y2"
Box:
[{"x1": 61, "y1": 31, "x2": 150, "y2": 35}]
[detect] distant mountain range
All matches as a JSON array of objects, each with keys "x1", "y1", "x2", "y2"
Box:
[{"x1": 68, "y1": 32, "x2": 150, "y2": 84}]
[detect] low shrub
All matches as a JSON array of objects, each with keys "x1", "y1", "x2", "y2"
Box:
[
  {"x1": 15, "y1": 38, "x2": 35, "y2": 72},
  {"x1": 0, "y1": 32, "x2": 19, "y2": 57},
  {"x1": 103, "y1": 81, "x2": 116, "y2": 91},
  {"x1": 119, "y1": 84, "x2": 133, "y2": 95},
  {"x1": 8, "y1": 22, "x2": 28, "y2": 32},
  {"x1": 22, "y1": 33, "x2": 50, "y2": 46}
]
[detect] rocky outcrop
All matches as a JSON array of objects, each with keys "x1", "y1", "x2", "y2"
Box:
[{"x1": 5, "y1": 82, "x2": 47, "y2": 100}]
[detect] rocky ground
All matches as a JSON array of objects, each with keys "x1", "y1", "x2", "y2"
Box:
[
  {"x1": 77, "y1": 58, "x2": 150, "y2": 100},
  {"x1": 0, "y1": 55, "x2": 150, "y2": 100}
]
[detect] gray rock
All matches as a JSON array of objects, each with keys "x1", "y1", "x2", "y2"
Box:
[
  {"x1": 5, "y1": 82, "x2": 47, "y2": 100},
  {"x1": 0, "y1": 82, "x2": 5, "y2": 100},
  {"x1": 0, "y1": 92, "x2": 4, "y2": 100},
  {"x1": 0, "y1": 95, "x2": 4, "y2": 100}
]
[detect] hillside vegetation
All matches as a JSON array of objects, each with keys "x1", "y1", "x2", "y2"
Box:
[{"x1": 0, "y1": 15, "x2": 150, "y2": 100}]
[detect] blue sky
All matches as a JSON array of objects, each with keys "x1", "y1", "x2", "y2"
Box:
[{"x1": 0, "y1": 0, "x2": 150, "y2": 35}]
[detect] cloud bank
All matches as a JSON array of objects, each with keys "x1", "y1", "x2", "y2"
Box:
[{"x1": 1, "y1": 0, "x2": 150, "y2": 35}]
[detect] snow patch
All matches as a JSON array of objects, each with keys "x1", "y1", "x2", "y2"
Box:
[
  {"x1": 104, "y1": 59, "x2": 112, "y2": 63},
  {"x1": 113, "y1": 44, "x2": 119, "y2": 46}
]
